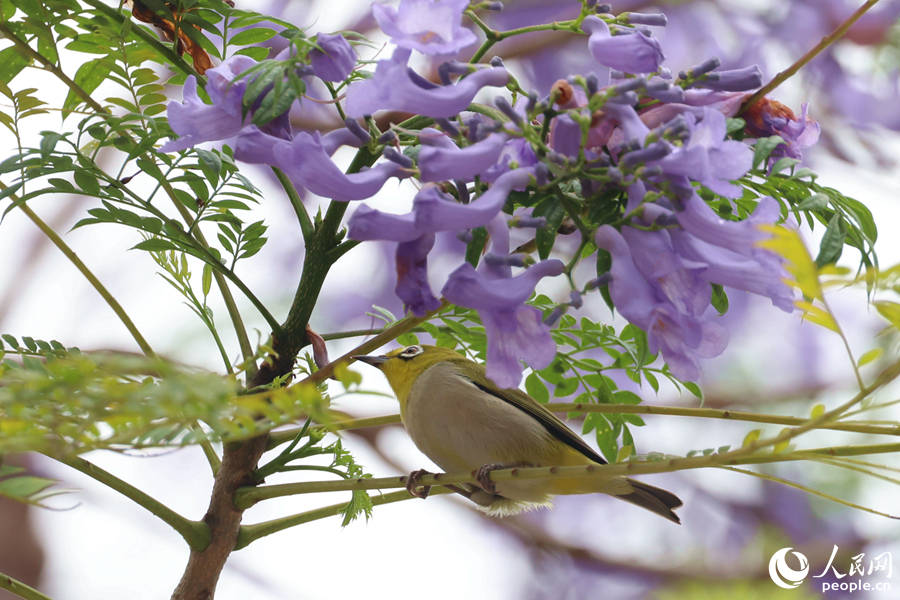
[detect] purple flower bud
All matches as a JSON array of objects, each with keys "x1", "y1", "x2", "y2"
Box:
[
  {"x1": 607, "y1": 91, "x2": 638, "y2": 105},
  {"x1": 485, "y1": 1, "x2": 503, "y2": 11},
  {"x1": 646, "y1": 78, "x2": 684, "y2": 103},
  {"x1": 534, "y1": 163, "x2": 549, "y2": 186},
  {"x1": 490, "y1": 56, "x2": 505, "y2": 68},
  {"x1": 585, "y1": 73, "x2": 599, "y2": 96},
  {"x1": 689, "y1": 57, "x2": 721, "y2": 78},
  {"x1": 383, "y1": 146, "x2": 414, "y2": 168},
  {"x1": 543, "y1": 306, "x2": 564, "y2": 326},
  {"x1": 610, "y1": 69, "x2": 625, "y2": 80},
  {"x1": 438, "y1": 60, "x2": 471, "y2": 85},
  {"x1": 607, "y1": 167, "x2": 623, "y2": 183},
  {"x1": 454, "y1": 179, "x2": 469, "y2": 203},
  {"x1": 344, "y1": 118, "x2": 371, "y2": 144},
  {"x1": 624, "y1": 12, "x2": 668, "y2": 27},
  {"x1": 611, "y1": 76, "x2": 647, "y2": 94},
  {"x1": 495, "y1": 97, "x2": 524, "y2": 126},
  {"x1": 585, "y1": 274, "x2": 611, "y2": 290},
  {"x1": 294, "y1": 65, "x2": 315, "y2": 78},
  {"x1": 310, "y1": 33, "x2": 357, "y2": 82},
  {"x1": 484, "y1": 253, "x2": 530, "y2": 268},
  {"x1": 512, "y1": 216, "x2": 547, "y2": 228},
  {"x1": 457, "y1": 229, "x2": 474, "y2": 243},
  {"x1": 639, "y1": 165, "x2": 663, "y2": 178},
  {"x1": 526, "y1": 92, "x2": 538, "y2": 113},
  {"x1": 379, "y1": 130, "x2": 398, "y2": 144},
  {"x1": 569, "y1": 290, "x2": 583, "y2": 308},
  {"x1": 634, "y1": 26, "x2": 653, "y2": 37},
  {"x1": 434, "y1": 117, "x2": 460, "y2": 137},
  {"x1": 694, "y1": 65, "x2": 763, "y2": 92}
]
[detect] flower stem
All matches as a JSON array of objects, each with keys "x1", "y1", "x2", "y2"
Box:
[{"x1": 0, "y1": 572, "x2": 55, "y2": 600}]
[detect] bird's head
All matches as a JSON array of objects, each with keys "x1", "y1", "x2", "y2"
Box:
[{"x1": 354, "y1": 344, "x2": 463, "y2": 404}]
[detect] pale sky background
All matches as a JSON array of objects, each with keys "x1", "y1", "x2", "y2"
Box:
[{"x1": 2, "y1": 0, "x2": 900, "y2": 598}]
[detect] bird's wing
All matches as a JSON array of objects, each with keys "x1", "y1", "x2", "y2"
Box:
[{"x1": 465, "y1": 376, "x2": 608, "y2": 466}]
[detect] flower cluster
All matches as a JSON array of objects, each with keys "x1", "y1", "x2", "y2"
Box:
[{"x1": 159, "y1": 0, "x2": 819, "y2": 387}]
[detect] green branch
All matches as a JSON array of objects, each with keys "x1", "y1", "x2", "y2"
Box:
[
  {"x1": 52, "y1": 454, "x2": 210, "y2": 551},
  {"x1": 272, "y1": 167, "x2": 314, "y2": 243},
  {"x1": 234, "y1": 488, "x2": 454, "y2": 548},
  {"x1": 233, "y1": 441, "x2": 900, "y2": 510},
  {"x1": 0, "y1": 572, "x2": 55, "y2": 600},
  {"x1": 739, "y1": 0, "x2": 882, "y2": 113},
  {"x1": 79, "y1": 0, "x2": 204, "y2": 83}
]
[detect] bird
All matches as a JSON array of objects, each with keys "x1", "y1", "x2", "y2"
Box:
[{"x1": 354, "y1": 344, "x2": 683, "y2": 523}]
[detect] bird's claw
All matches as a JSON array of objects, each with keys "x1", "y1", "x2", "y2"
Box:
[
  {"x1": 406, "y1": 468, "x2": 433, "y2": 499},
  {"x1": 475, "y1": 463, "x2": 503, "y2": 495}
]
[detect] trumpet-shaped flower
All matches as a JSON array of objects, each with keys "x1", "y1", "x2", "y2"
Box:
[
  {"x1": 310, "y1": 33, "x2": 357, "y2": 82},
  {"x1": 582, "y1": 16, "x2": 665, "y2": 74},
  {"x1": 345, "y1": 48, "x2": 509, "y2": 118},
  {"x1": 418, "y1": 129, "x2": 509, "y2": 182},
  {"x1": 442, "y1": 259, "x2": 565, "y2": 388},
  {"x1": 373, "y1": 0, "x2": 477, "y2": 56}
]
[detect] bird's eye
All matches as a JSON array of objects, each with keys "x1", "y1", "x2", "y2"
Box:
[{"x1": 400, "y1": 345, "x2": 424, "y2": 359}]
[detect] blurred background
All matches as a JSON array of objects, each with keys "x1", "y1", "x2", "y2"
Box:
[{"x1": 1, "y1": 0, "x2": 900, "y2": 598}]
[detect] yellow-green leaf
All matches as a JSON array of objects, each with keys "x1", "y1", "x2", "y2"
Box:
[
  {"x1": 873, "y1": 301, "x2": 900, "y2": 330},
  {"x1": 795, "y1": 301, "x2": 840, "y2": 332},
  {"x1": 757, "y1": 225, "x2": 822, "y2": 300},
  {"x1": 742, "y1": 429, "x2": 762, "y2": 448},
  {"x1": 616, "y1": 445, "x2": 633, "y2": 463},
  {"x1": 773, "y1": 428, "x2": 791, "y2": 453},
  {"x1": 857, "y1": 348, "x2": 883, "y2": 367},
  {"x1": 810, "y1": 403, "x2": 826, "y2": 418}
]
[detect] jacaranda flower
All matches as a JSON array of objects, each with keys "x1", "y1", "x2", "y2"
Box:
[
  {"x1": 344, "y1": 48, "x2": 509, "y2": 118},
  {"x1": 395, "y1": 233, "x2": 443, "y2": 316},
  {"x1": 418, "y1": 129, "x2": 509, "y2": 182},
  {"x1": 372, "y1": 0, "x2": 478, "y2": 56},
  {"x1": 582, "y1": 15, "x2": 665, "y2": 74},
  {"x1": 442, "y1": 259, "x2": 565, "y2": 388},
  {"x1": 309, "y1": 33, "x2": 357, "y2": 82}
]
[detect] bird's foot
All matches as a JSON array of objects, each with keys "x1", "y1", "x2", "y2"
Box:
[
  {"x1": 474, "y1": 463, "x2": 520, "y2": 495},
  {"x1": 406, "y1": 469, "x2": 433, "y2": 499}
]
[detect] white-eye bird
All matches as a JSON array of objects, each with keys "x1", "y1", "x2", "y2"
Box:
[{"x1": 354, "y1": 344, "x2": 682, "y2": 523}]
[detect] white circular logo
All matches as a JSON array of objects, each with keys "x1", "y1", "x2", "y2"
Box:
[{"x1": 769, "y1": 547, "x2": 810, "y2": 589}]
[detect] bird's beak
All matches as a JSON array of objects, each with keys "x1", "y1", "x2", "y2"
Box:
[{"x1": 353, "y1": 354, "x2": 387, "y2": 368}]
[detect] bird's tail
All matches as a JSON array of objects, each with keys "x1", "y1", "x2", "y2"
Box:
[{"x1": 614, "y1": 478, "x2": 683, "y2": 524}]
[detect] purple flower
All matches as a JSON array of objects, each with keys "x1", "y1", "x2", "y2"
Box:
[
  {"x1": 442, "y1": 259, "x2": 565, "y2": 388},
  {"x1": 309, "y1": 33, "x2": 357, "y2": 82},
  {"x1": 273, "y1": 131, "x2": 408, "y2": 201},
  {"x1": 744, "y1": 99, "x2": 820, "y2": 160},
  {"x1": 418, "y1": 129, "x2": 509, "y2": 182},
  {"x1": 655, "y1": 108, "x2": 752, "y2": 198},
  {"x1": 344, "y1": 48, "x2": 509, "y2": 118},
  {"x1": 372, "y1": 0, "x2": 477, "y2": 56},
  {"x1": 595, "y1": 224, "x2": 727, "y2": 381},
  {"x1": 482, "y1": 137, "x2": 539, "y2": 183},
  {"x1": 414, "y1": 168, "x2": 532, "y2": 231},
  {"x1": 674, "y1": 191, "x2": 777, "y2": 257},
  {"x1": 396, "y1": 233, "x2": 443, "y2": 316},
  {"x1": 159, "y1": 56, "x2": 259, "y2": 152},
  {"x1": 582, "y1": 16, "x2": 665, "y2": 74}
]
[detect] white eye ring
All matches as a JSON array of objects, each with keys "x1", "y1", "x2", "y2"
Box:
[{"x1": 400, "y1": 345, "x2": 424, "y2": 358}]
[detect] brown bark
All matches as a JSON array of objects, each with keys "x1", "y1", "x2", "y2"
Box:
[{"x1": 169, "y1": 434, "x2": 268, "y2": 600}]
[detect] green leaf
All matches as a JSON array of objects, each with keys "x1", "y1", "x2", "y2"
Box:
[
  {"x1": 613, "y1": 390, "x2": 642, "y2": 405},
  {"x1": 752, "y1": 136, "x2": 785, "y2": 170},
  {"x1": 233, "y1": 46, "x2": 271, "y2": 60},
  {"x1": 132, "y1": 238, "x2": 181, "y2": 252},
  {"x1": 0, "y1": 46, "x2": 29, "y2": 85},
  {"x1": 795, "y1": 193, "x2": 829, "y2": 211},
  {"x1": 73, "y1": 171, "x2": 101, "y2": 196},
  {"x1": 742, "y1": 429, "x2": 761, "y2": 447},
  {"x1": 857, "y1": 348, "x2": 882, "y2": 367},
  {"x1": 229, "y1": 28, "x2": 278, "y2": 46},
  {"x1": 815, "y1": 212, "x2": 845, "y2": 267},
  {"x1": 533, "y1": 197, "x2": 566, "y2": 260},
  {"x1": 63, "y1": 58, "x2": 112, "y2": 115},
  {"x1": 710, "y1": 283, "x2": 729, "y2": 315},
  {"x1": 525, "y1": 372, "x2": 549, "y2": 403}
]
